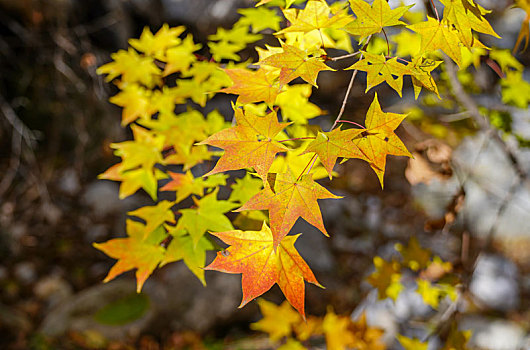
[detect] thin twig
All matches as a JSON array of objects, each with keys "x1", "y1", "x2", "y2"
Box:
[
  {"x1": 443, "y1": 56, "x2": 528, "y2": 181},
  {"x1": 330, "y1": 51, "x2": 361, "y2": 61}
]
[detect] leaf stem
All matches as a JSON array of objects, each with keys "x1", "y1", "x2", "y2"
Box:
[
  {"x1": 297, "y1": 153, "x2": 317, "y2": 181},
  {"x1": 329, "y1": 51, "x2": 361, "y2": 61},
  {"x1": 429, "y1": 0, "x2": 440, "y2": 21},
  {"x1": 337, "y1": 120, "x2": 365, "y2": 128},
  {"x1": 277, "y1": 137, "x2": 316, "y2": 142},
  {"x1": 381, "y1": 28, "x2": 390, "y2": 57},
  {"x1": 299, "y1": 36, "x2": 372, "y2": 178}
]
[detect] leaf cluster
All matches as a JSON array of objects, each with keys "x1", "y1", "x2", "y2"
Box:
[{"x1": 93, "y1": 0, "x2": 523, "y2": 322}]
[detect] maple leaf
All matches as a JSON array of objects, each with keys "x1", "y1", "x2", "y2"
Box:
[
  {"x1": 219, "y1": 68, "x2": 281, "y2": 105},
  {"x1": 440, "y1": 0, "x2": 500, "y2": 49},
  {"x1": 270, "y1": 147, "x2": 331, "y2": 181},
  {"x1": 346, "y1": 93, "x2": 412, "y2": 187},
  {"x1": 97, "y1": 48, "x2": 160, "y2": 88},
  {"x1": 160, "y1": 171, "x2": 227, "y2": 203},
  {"x1": 236, "y1": 7, "x2": 282, "y2": 33},
  {"x1": 160, "y1": 229, "x2": 214, "y2": 285},
  {"x1": 345, "y1": 0, "x2": 412, "y2": 38},
  {"x1": 111, "y1": 125, "x2": 165, "y2": 171},
  {"x1": 250, "y1": 299, "x2": 301, "y2": 342},
  {"x1": 205, "y1": 222, "x2": 322, "y2": 318},
  {"x1": 93, "y1": 220, "x2": 167, "y2": 292},
  {"x1": 367, "y1": 256, "x2": 403, "y2": 301},
  {"x1": 275, "y1": 84, "x2": 322, "y2": 124},
  {"x1": 198, "y1": 108, "x2": 289, "y2": 177},
  {"x1": 163, "y1": 34, "x2": 202, "y2": 75},
  {"x1": 99, "y1": 163, "x2": 161, "y2": 200},
  {"x1": 501, "y1": 70, "x2": 530, "y2": 108},
  {"x1": 177, "y1": 188, "x2": 237, "y2": 245},
  {"x1": 165, "y1": 145, "x2": 214, "y2": 171},
  {"x1": 407, "y1": 56, "x2": 442, "y2": 99},
  {"x1": 128, "y1": 200, "x2": 176, "y2": 239},
  {"x1": 129, "y1": 24, "x2": 185, "y2": 58},
  {"x1": 277, "y1": 0, "x2": 351, "y2": 34},
  {"x1": 108, "y1": 84, "x2": 153, "y2": 126},
  {"x1": 278, "y1": 339, "x2": 306, "y2": 350},
  {"x1": 237, "y1": 171, "x2": 341, "y2": 247},
  {"x1": 260, "y1": 42, "x2": 333, "y2": 87},
  {"x1": 442, "y1": 323, "x2": 472, "y2": 350},
  {"x1": 397, "y1": 335, "x2": 428, "y2": 350},
  {"x1": 303, "y1": 127, "x2": 369, "y2": 178},
  {"x1": 407, "y1": 16, "x2": 463, "y2": 66},
  {"x1": 322, "y1": 308, "x2": 355, "y2": 350},
  {"x1": 349, "y1": 313, "x2": 386, "y2": 350},
  {"x1": 347, "y1": 52, "x2": 409, "y2": 97},
  {"x1": 395, "y1": 237, "x2": 431, "y2": 271},
  {"x1": 229, "y1": 173, "x2": 264, "y2": 204}
]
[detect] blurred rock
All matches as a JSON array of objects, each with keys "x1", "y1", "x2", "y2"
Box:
[
  {"x1": 292, "y1": 220, "x2": 335, "y2": 272},
  {"x1": 393, "y1": 282, "x2": 433, "y2": 322},
  {"x1": 160, "y1": 0, "x2": 243, "y2": 29},
  {"x1": 58, "y1": 168, "x2": 81, "y2": 196},
  {"x1": 34, "y1": 275, "x2": 73, "y2": 309},
  {"x1": 14, "y1": 262, "x2": 37, "y2": 285},
  {"x1": 411, "y1": 132, "x2": 530, "y2": 264},
  {"x1": 351, "y1": 290, "x2": 398, "y2": 346},
  {"x1": 39, "y1": 279, "x2": 154, "y2": 340},
  {"x1": 0, "y1": 303, "x2": 31, "y2": 334},
  {"x1": 460, "y1": 316, "x2": 526, "y2": 350},
  {"x1": 39, "y1": 262, "x2": 245, "y2": 341},
  {"x1": 469, "y1": 254, "x2": 519, "y2": 311},
  {"x1": 82, "y1": 181, "x2": 138, "y2": 218}
]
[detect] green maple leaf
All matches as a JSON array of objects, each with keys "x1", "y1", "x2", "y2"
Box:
[
  {"x1": 128, "y1": 200, "x2": 176, "y2": 239},
  {"x1": 160, "y1": 229, "x2": 214, "y2": 285},
  {"x1": 177, "y1": 189, "x2": 238, "y2": 245}
]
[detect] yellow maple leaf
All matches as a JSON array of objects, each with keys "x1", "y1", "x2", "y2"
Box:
[
  {"x1": 260, "y1": 42, "x2": 333, "y2": 87},
  {"x1": 408, "y1": 16, "x2": 463, "y2": 66},
  {"x1": 322, "y1": 308, "x2": 355, "y2": 350},
  {"x1": 251, "y1": 299, "x2": 301, "y2": 342},
  {"x1": 345, "y1": 0, "x2": 412, "y2": 38},
  {"x1": 220, "y1": 68, "x2": 281, "y2": 105}
]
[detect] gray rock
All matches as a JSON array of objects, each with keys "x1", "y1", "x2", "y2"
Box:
[
  {"x1": 460, "y1": 316, "x2": 526, "y2": 350},
  {"x1": 292, "y1": 220, "x2": 335, "y2": 272},
  {"x1": 40, "y1": 262, "x2": 246, "y2": 340},
  {"x1": 469, "y1": 254, "x2": 519, "y2": 311},
  {"x1": 58, "y1": 168, "x2": 81, "y2": 195},
  {"x1": 39, "y1": 279, "x2": 154, "y2": 340},
  {"x1": 82, "y1": 181, "x2": 138, "y2": 218},
  {"x1": 351, "y1": 290, "x2": 398, "y2": 346},
  {"x1": 14, "y1": 261, "x2": 37, "y2": 285},
  {"x1": 34, "y1": 275, "x2": 73, "y2": 309}
]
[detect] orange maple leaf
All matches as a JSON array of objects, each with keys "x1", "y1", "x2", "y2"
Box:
[
  {"x1": 198, "y1": 108, "x2": 290, "y2": 177},
  {"x1": 205, "y1": 222, "x2": 322, "y2": 318},
  {"x1": 347, "y1": 93, "x2": 412, "y2": 187},
  {"x1": 259, "y1": 42, "x2": 333, "y2": 87},
  {"x1": 237, "y1": 171, "x2": 341, "y2": 247},
  {"x1": 303, "y1": 127, "x2": 369, "y2": 178},
  {"x1": 220, "y1": 68, "x2": 281, "y2": 105},
  {"x1": 93, "y1": 220, "x2": 166, "y2": 292}
]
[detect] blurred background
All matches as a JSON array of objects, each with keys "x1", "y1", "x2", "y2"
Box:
[{"x1": 0, "y1": 0, "x2": 529, "y2": 349}]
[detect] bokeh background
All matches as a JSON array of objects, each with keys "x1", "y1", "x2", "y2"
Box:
[{"x1": 0, "y1": 0, "x2": 529, "y2": 349}]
